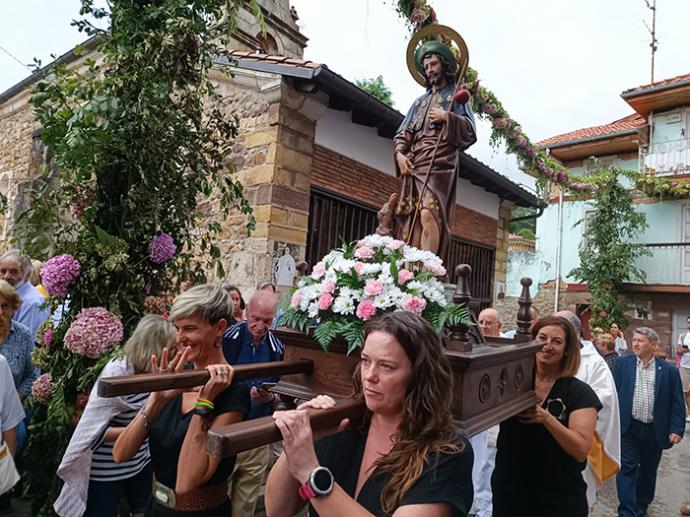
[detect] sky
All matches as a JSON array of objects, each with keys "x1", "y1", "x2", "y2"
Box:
[{"x1": 2, "y1": 0, "x2": 689, "y2": 190}]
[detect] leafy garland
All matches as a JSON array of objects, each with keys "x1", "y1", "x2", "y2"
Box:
[{"x1": 393, "y1": 0, "x2": 687, "y2": 201}]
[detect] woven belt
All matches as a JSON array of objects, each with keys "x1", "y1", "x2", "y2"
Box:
[{"x1": 152, "y1": 478, "x2": 228, "y2": 512}]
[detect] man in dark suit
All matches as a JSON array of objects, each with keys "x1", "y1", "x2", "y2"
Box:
[{"x1": 613, "y1": 327, "x2": 686, "y2": 517}]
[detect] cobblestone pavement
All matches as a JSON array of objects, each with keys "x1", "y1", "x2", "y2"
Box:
[{"x1": 591, "y1": 423, "x2": 690, "y2": 517}]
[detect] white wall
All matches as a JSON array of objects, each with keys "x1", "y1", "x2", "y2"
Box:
[{"x1": 314, "y1": 108, "x2": 500, "y2": 219}]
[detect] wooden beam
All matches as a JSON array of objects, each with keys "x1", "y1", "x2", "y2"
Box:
[
  {"x1": 97, "y1": 359, "x2": 314, "y2": 398},
  {"x1": 620, "y1": 283, "x2": 690, "y2": 294},
  {"x1": 207, "y1": 397, "x2": 367, "y2": 457}
]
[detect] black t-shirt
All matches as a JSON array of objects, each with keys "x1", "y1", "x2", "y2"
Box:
[
  {"x1": 146, "y1": 381, "x2": 250, "y2": 517},
  {"x1": 492, "y1": 376, "x2": 602, "y2": 517},
  {"x1": 309, "y1": 424, "x2": 474, "y2": 517}
]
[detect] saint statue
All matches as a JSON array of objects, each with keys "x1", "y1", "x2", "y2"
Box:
[
  {"x1": 392, "y1": 32, "x2": 477, "y2": 257},
  {"x1": 274, "y1": 246, "x2": 296, "y2": 286}
]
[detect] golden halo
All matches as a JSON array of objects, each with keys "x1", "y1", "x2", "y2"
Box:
[{"x1": 406, "y1": 24, "x2": 469, "y2": 87}]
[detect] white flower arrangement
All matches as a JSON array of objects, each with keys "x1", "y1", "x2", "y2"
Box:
[{"x1": 279, "y1": 234, "x2": 472, "y2": 353}]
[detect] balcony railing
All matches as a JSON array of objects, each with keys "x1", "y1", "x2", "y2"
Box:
[
  {"x1": 639, "y1": 138, "x2": 690, "y2": 176},
  {"x1": 634, "y1": 242, "x2": 690, "y2": 284}
]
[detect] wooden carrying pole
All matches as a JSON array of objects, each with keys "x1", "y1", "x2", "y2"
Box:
[
  {"x1": 97, "y1": 359, "x2": 314, "y2": 398},
  {"x1": 207, "y1": 397, "x2": 367, "y2": 457}
]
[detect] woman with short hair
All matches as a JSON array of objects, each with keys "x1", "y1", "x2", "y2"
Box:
[
  {"x1": 114, "y1": 284, "x2": 250, "y2": 516},
  {"x1": 55, "y1": 314, "x2": 176, "y2": 517},
  {"x1": 492, "y1": 315, "x2": 602, "y2": 517},
  {"x1": 265, "y1": 311, "x2": 474, "y2": 516}
]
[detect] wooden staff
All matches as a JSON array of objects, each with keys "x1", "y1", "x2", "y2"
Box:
[
  {"x1": 206, "y1": 397, "x2": 367, "y2": 457},
  {"x1": 97, "y1": 359, "x2": 314, "y2": 398}
]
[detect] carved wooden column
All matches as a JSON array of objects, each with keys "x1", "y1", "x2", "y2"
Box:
[
  {"x1": 446, "y1": 264, "x2": 473, "y2": 352},
  {"x1": 516, "y1": 277, "x2": 534, "y2": 339}
]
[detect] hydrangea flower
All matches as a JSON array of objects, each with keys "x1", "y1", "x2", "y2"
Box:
[
  {"x1": 64, "y1": 307, "x2": 124, "y2": 359},
  {"x1": 31, "y1": 373, "x2": 54, "y2": 404},
  {"x1": 41, "y1": 254, "x2": 81, "y2": 297},
  {"x1": 147, "y1": 233, "x2": 177, "y2": 264}
]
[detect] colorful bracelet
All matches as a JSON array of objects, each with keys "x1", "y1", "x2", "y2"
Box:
[
  {"x1": 196, "y1": 399, "x2": 215, "y2": 411},
  {"x1": 197, "y1": 397, "x2": 214, "y2": 406}
]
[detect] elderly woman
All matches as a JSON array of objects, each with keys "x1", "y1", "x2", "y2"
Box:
[
  {"x1": 265, "y1": 311, "x2": 474, "y2": 516},
  {"x1": 492, "y1": 315, "x2": 602, "y2": 517},
  {"x1": 55, "y1": 315, "x2": 176, "y2": 517},
  {"x1": 114, "y1": 284, "x2": 250, "y2": 516},
  {"x1": 0, "y1": 280, "x2": 38, "y2": 456}
]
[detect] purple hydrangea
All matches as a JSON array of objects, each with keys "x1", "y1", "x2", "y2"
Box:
[
  {"x1": 41, "y1": 254, "x2": 81, "y2": 297},
  {"x1": 147, "y1": 233, "x2": 177, "y2": 264},
  {"x1": 64, "y1": 307, "x2": 124, "y2": 359},
  {"x1": 31, "y1": 373, "x2": 54, "y2": 404}
]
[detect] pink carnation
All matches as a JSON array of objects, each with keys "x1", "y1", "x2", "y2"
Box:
[
  {"x1": 403, "y1": 295, "x2": 427, "y2": 314},
  {"x1": 355, "y1": 246, "x2": 374, "y2": 259},
  {"x1": 398, "y1": 269, "x2": 414, "y2": 284},
  {"x1": 321, "y1": 280, "x2": 336, "y2": 294},
  {"x1": 318, "y1": 293, "x2": 334, "y2": 311},
  {"x1": 290, "y1": 290, "x2": 302, "y2": 309},
  {"x1": 364, "y1": 279, "x2": 384, "y2": 297},
  {"x1": 31, "y1": 373, "x2": 54, "y2": 404},
  {"x1": 353, "y1": 262, "x2": 365, "y2": 275},
  {"x1": 425, "y1": 260, "x2": 447, "y2": 276},
  {"x1": 64, "y1": 307, "x2": 124, "y2": 359},
  {"x1": 356, "y1": 300, "x2": 377, "y2": 321},
  {"x1": 311, "y1": 262, "x2": 326, "y2": 279},
  {"x1": 386, "y1": 239, "x2": 404, "y2": 250},
  {"x1": 41, "y1": 254, "x2": 81, "y2": 297}
]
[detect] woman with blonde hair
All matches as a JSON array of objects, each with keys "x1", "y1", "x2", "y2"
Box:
[
  {"x1": 265, "y1": 311, "x2": 473, "y2": 516},
  {"x1": 55, "y1": 315, "x2": 176, "y2": 517},
  {"x1": 114, "y1": 284, "x2": 250, "y2": 516},
  {"x1": 492, "y1": 315, "x2": 602, "y2": 516}
]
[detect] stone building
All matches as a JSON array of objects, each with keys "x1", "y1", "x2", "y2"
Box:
[{"x1": 0, "y1": 0, "x2": 539, "y2": 306}]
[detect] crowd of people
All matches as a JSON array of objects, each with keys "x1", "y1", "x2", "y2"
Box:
[{"x1": 1, "y1": 245, "x2": 690, "y2": 516}]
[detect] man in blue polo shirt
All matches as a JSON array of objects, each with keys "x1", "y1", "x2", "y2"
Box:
[
  {"x1": 0, "y1": 250, "x2": 49, "y2": 338},
  {"x1": 223, "y1": 289, "x2": 284, "y2": 516}
]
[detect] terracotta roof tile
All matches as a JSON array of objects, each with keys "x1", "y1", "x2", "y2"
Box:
[
  {"x1": 536, "y1": 113, "x2": 645, "y2": 148},
  {"x1": 623, "y1": 72, "x2": 690, "y2": 97},
  {"x1": 227, "y1": 50, "x2": 322, "y2": 70}
]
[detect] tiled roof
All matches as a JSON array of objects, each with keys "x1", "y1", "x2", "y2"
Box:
[
  {"x1": 227, "y1": 50, "x2": 321, "y2": 69},
  {"x1": 622, "y1": 72, "x2": 690, "y2": 97},
  {"x1": 536, "y1": 113, "x2": 645, "y2": 148}
]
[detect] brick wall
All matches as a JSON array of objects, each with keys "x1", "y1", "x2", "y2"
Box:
[{"x1": 310, "y1": 144, "x2": 498, "y2": 247}]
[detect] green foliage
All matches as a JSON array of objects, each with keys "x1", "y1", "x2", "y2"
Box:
[
  {"x1": 355, "y1": 75, "x2": 395, "y2": 107},
  {"x1": 569, "y1": 167, "x2": 649, "y2": 330},
  {"x1": 19, "y1": 1, "x2": 262, "y2": 514},
  {"x1": 508, "y1": 206, "x2": 537, "y2": 237}
]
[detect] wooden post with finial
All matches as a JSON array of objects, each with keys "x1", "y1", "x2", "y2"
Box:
[
  {"x1": 445, "y1": 264, "x2": 473, "y2": 352},
  {"x1": 515, "y1": 277, "x2": 534, "y2": 341}
]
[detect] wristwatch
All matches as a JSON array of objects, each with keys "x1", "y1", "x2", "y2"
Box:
[{"x1": 298, "y1": 466, "x2": 334, "y2": 500}]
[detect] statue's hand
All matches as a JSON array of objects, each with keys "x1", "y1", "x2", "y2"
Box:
[
  {"x1": 396, "y1": 152, "x2": 413, "y2": 176},
  {"x1": 428, "y1": 107, "x2": 449, "y2": 125}
]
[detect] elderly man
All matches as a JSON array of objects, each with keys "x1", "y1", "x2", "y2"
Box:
[
  {"x1": 614, "y1": 327, "x2": 685, "y2": 517},
  {"x1": 469, "y1": 307, "x2": 506, "y2": 517},
  {"x1": 0, "y1": 250, "x2": 49, "y2": 338},
  {"x1": 555, "y1": 310, "x2": 621, "y2": 510},
  {"x1": 223, "y1": 290, "x2": 284, "y2": 517}
]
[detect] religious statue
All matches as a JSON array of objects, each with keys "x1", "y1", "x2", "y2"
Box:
[
  {"x1": 274, "y1": 245, "x2": 296, "y2": 286},
  {"x1": 389, "y1": 25, "x2": 477, "y2": 257}
]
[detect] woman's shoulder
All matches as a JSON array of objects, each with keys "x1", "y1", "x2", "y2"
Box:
[
  {"x1": 559, "y1": 376, "x2": 602, "y2": 411},
  {"x1": 10, "y1": 320, "x2": 32, "y2": 342}
]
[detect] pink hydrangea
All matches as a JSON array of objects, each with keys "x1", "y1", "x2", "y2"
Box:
[
  {"x1": 356, "y1": 300, "x2": 377, "y2": 321},
  {"x1": 311, "y1": 262, "x2": 326, "y2": 279},
  {"x1": 355, "y1": 246, "x2": 374, "y2": 259},
  {"x1": 41, "y1": 254, "x2": 81, "y2": 297},
  {"x1": 398, "y1": 269, "x2": 414, "y2": 284},
  {"x1": 403, "y1": 295, "x2": 427, "y2": 314},
  {"x1": 31, "y1": 373, "x2": 54, "y2": 404},
  {"x1": 44, "y1": 327, "x2": 54, "y2": 348},
  {"x1": 147, "y1": 233, "x2": 177, "y2": 264},
  {"x1": 321, "y1": 280, "x2": 336, "y2": 294},
  {"x1": 290, "y1": 290, "x2": 302, "y2": 309},
  {"x1": 364, "y1": 279, "x2": 384, "y2": 297},
  {"x1": 318, "y1": 293, "x2": 334, "y2": 311},
  {"x1": 386, "y1": 239, "x2": 404, "y2": 250},
  {"x1": 64, "y1": 307, "x2": 124, "y2": 359}
]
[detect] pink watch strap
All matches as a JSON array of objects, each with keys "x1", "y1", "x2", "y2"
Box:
[{"x1": 298, "y1": 482, "x2": 317, "y2": 501}]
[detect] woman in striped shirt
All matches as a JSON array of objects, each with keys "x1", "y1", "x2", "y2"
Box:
[{"x1": 54, "y1": 315, "x2": 176, "y2": 517}]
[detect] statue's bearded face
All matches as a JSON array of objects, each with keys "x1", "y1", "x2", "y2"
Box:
[{"x1": 422, "y1": 54, "x2": 445, "y2": 86}]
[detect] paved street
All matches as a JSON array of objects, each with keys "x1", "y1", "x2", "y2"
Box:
[{"x1": 592, "y1": 422, "x2": 690, "y2": 516}]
